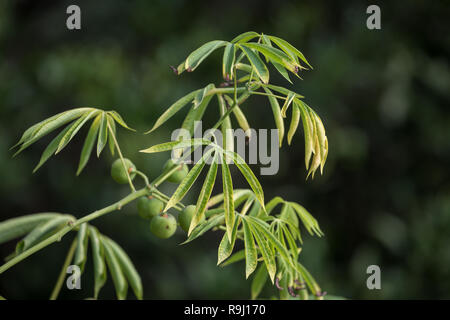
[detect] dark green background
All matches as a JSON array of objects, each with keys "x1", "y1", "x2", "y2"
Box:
[{"x1": 0, "y1": 0, "x2": 449, "y2": 299}]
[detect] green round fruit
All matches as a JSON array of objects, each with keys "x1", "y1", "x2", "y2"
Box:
[
  {"x1": 111, "y1": 158, "x2": 136, "y2": 184},
  {"x1": 163, "y1": 159, "x2": 189, "y2": 183},
  {"x1": 150, "y1": 213, "x2": 177, "y2": 239},
  {"x1": 178, "y1": 205, "x2": 204, "y2": 233},
  {"x1": 137, "y1": 196, "x2": 164, "y2": 220}
]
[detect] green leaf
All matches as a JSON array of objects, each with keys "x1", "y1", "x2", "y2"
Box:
[
  {"x1": 107, "y1": 115, "x2": 116, "y2": 156},
  {"x1": 140, "y1": 138, "x2": 211, "y2": 154},
  {"x1": 193, "y1": 83, "x2": 215, "y2": 109},
  {"x1": 231, "y1": 31, "x2": 260, "y2": 43},
  {"x1": 265, "y1": 196, "x2": 284, "y2": 215},
  {"x1": 220, "y1": 249, "x2": 245, "y2": 267},
  {"x1": 218, "y1": 95, "x2": 234, "y2": 153},
  {"x1": 242, "y1": 218, "x2": 258, "y2": 278},
  {"x1": 217, "y1": 215, "x2": 240, "y2": 265},
  {"x1": 188, "y1": 152, "x2": 219, "y2": 235},
  {"x1": 185, "y1": 40, "x2": 227, "y2": 71},
  {"x1": 223, "y1": 95, "x2": 251, "y2": 138},
  {"x1": 269, "y1": 36, "x2": 313, "y2": 69},
  {"x1": 96, "y1": 112, "x2": 108, "y2": 157},
  {"x1": 221, "y1": 153, "x2": 235, "y2": 240},
  {"x1": 32, "y1": 125, "x2": 72, "y2": 173},
  {"x1": 74, "y1": 223, "x2": 89, "y2": 273},
  {"x1": 272, "y1": 61, "x2": 293, "y2": 84},
  {"x1": 238, "y1": 44, "x2": 270, "y2": 84},
  {"x1": 281, "y1": 92, "x2": 296, "y2": 118},
  {"x1": 295, "y1": 262, "x2": 322, "y2": 296},
  {"x1": 287, "y1": 102, "x2": 301, "y2": 145},
  {"x1": 182, "y1": 214, "x2": 225, "y2": 245},
  {"x1": 0, "y1": 213, "x2": 61, "y2": 245},
  {"x1": 102, "y1": 236, "x2": 128, "y2": 300},
  {"x1": 289, "y1": 202, "x2": 324, "y2": 237},
  {"x1": 15, "y1": 215, "x2": 73, "y2": 254},
  {"x1": 107, "y1": 111, "x2": 135, "y2": 131},
  {"x1": 56, "y1": 110, "x2": 99, "y2": 154},
  {"x1": 145, "y1": 89, "x2": 200, "y2": 134},
  {"x1": 13, "y1": 108, "x2": 94, "y2": 156},
  {"x1": 242, "y1": 43, "x2": 299, "y2": 73},
  {"x1": 88, "y1": 226, "x2": 107, "y2": 299},
  {"x1": 251, "y1": 264, "x2": 268, "y2": 300},
  {"x1": 263, "y1": 87, "x2": 284, "y2": 147},
  {"x1": 245, "y1": 216, "x2": 291, "y2": 265},
  {"x1": 164, "y1": 148, "x2": 215, "y2": 211},
  {"x1": 260, "y1": 84, "x2": 304, "y2": 98},
  {"x1": 105, "y1": 237, "x2": 143, "y2": 300},
  {"x1": 224, "y1": 150, "x2": 265, "y2": 211},
  {"x1": 223, "y1": 43, "x2": 236, "y2": 80},
  {"x1": 76, "y1": 114, "x2": 101, "y2": 175},
  {"x1": 247, "y1": 219, "x2": 276, "y2": 282},
  {"x1": 296, "y1": 99, "x2": 314, "y2": 169}
]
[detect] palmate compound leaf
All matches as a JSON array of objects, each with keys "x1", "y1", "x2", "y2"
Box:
[{"x1": 11, "y1": 108, "x2": 134, "y2": 175}]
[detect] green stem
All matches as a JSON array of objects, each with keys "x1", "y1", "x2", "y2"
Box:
[
  {"x1": 0, "y1": 188, "x2": 149, "y2": 275},
  {"x1": 50, "y1": 238, "x2": 77, "y2": 300}
]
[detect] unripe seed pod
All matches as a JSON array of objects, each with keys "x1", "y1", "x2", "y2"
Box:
[
  {"x1": 150, "y1": 213, "x2": 177, "y2": 239},
  {"x1": 178, "y1": 205, "x2": 204, "y2": 233},
  {"x1": 111, "y1": 158, "x2": 136, "y2": 184},
  {"x1": 137, "y1": 196, "x2": 164, "y2": 220},
  {"x1": 163, "y1": 159, "x2": 189, "y2": 184}
]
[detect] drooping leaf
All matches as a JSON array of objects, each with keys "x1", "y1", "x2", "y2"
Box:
[
  {"x1": 107, "y1": 115, "x2": 116, "y2": 156},
  {"x1": 73, "y1": 223, "x2": 89, "y2": 273},
  {"x1": 217, "y1": 95, "x2": 234, "y2": 153},
  {"x1": 102, "y1": 236, "x2": 128, "y2": 300},
  {"x1": 222, "y1": 43, "x2": 236, "y2": 80},
  {"x1": 185, "y1": 40, "x2": 227, "y2": 71},
  {"x1": 0, "y1": 213, "x2": 61, "y2": 245},
  {"x1": 281, "y1": 92, "x2": 296, "y2": 118},
  {"x1": 13, "y1": 108, "x2": 94, "y2": 156},
  {"x1": 107, "y1": 111, "x2": 135, "y2": 131},
  {"x1": 105, "y1": 237, "x2": 143, "y2": 300},
  {"x1": 56, "y1": 110, "x2": 99, "y2": 154},
  {"x1": 242, "y1": 218, "x2": 258, "y2": 278},
  {"x1": 32, "y1": 125, "x2": 72, "y2": 173},
  {"x1": 217, "y1": 216, "x2": 240, "y2": 265},
  {"x1": 231, "y1": 31, "x2": 260, "y2": 43},
  {"x1": 15, "y1": 215, "x2": 73, "y2": 254},
  {"x1": 76, "y1": 114, "x2": 101, "y2": 176},
  {"x1": 247, "y1": 218, "x2": 276, "y2": 282},
  {"x1": 296, "y1": 99, "x2": 314, "y2": 170},
  {"x1": 96, "y1": 112, "x2": 108, "y2": 157},
  {"x1": 188, "y1": 152, "x2": 219, "y2": 235},
  {"x1": 251, "y1": 264, "x2": 269, "y2": 300},
  {"x1": 269, "y1": 36, "x2": 313, "y2": 69},
  {"x1": 242, "y1": 43, "x2": 299, "y2": 74},
  {"x1": 88, "y1": 226, "x2": 107, "y2": 299},
  {"x1": 263, "y1": 87, "x2": 284, "y2": 147},
  {"x1": 221, "y1": 152, "x2": 235, "y2": 240},
  {"x1": 289, "y1": 202, "x2": 324, "y2": 237},
  {"x1": 238, "y1": 44, "x2": 270, "y2": 84},
  {"x1": 287, "y1": 102, "x2": 301, "y2": 145}
]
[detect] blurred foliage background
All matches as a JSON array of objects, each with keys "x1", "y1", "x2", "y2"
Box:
[{"x1": 0, "y1": 0, "x2": 449, "y2": 299}]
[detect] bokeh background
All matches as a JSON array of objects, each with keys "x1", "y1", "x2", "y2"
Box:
[{"x1": 0, "y1": 0, "x2": 449, "y2": 299}]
